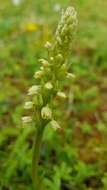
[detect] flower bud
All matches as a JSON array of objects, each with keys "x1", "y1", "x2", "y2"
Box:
[
  {"x1": 40, "y1": 66, "x2": 44, "y2": 70},
  {"x1": 41, "y1": 106, "x2": 52, "y2": 120},
  {"x1": 22, "y1": 116, "x2": 32, "y2": 123},
  {"x1": 57, "y1": 91, "x2": 67, "y2": 99},
  {"x1": 50, "y1": 120, "x2": 60, "y2": 130},
  {"x1": 28, "y1": 85, "x2": 40, "y2": 95},
  {"x1": 50, "y1": 57, "x2": 54, "y2": 62},
  {"x1": 45, "y1": 82, "x2": 53, "y2": 90},
  {"x1": 24, "y1": 101, "x2": 33, "y2": 109},
  {"x1": 60, "y1": 64, "x2": 67, "y2": 71},
  {"x1": 56, "y1": 36, "x2": 62, "y2": 45},
  {"x1": 34, "y1": 70, "x2": 44, "y2": 79},
  {"x1": 56, "y1": 53, "x2": 63, "y2": 63},
  {"x1": 55, "y1": 6, "x2": 77, "y2": 54}
]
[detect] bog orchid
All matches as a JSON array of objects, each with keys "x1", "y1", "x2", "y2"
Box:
[{"x1": 22, "y1": 6, "x2": 77, "y2": 190}]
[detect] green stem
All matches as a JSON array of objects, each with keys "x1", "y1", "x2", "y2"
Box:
[{"x1": 32, "y1": 125, "x2": 44, "y2": 190}]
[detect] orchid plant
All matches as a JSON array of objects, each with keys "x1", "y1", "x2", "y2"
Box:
[{"x1": 22, "y1": 6, "x2": 77, "y2": 190}]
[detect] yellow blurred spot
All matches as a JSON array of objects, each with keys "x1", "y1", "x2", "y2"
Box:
[{"x1": 25, "y1": 23, "x2": 38, "y2": 32}]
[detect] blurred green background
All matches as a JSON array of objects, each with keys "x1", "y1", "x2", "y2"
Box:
[{"x1": 0, "y1": 0, "x2": 107, "y2": 189}]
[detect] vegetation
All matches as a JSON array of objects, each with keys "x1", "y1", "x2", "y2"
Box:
[{"x1": 0, "y1": 0, "x2": 107, "y2": 190}]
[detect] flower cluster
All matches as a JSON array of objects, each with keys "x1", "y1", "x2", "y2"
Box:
[
  {"x1": 54, "y1": 6, "x2": 77, "y2": 57},
  {"x1": 22, "y1": 6, "x2": 77, "y2": 130}
]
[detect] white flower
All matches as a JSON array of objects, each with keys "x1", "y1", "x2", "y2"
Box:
[
  {"x1": 39, "y1": 59, "x2": 49, "y2": 67},
  {"x1": 53, "y1": 4, "x2": 61, "y2": 12},
  {"x1": 50, "y1": 120, "x2": 60, "y2": 130},
  {"x1": 12, "y1": 0, "x2": 21, "y2": 6},
  {"x1": 34, "y1": 70, "x2": 44, "y2": 79},
  {"x1": 22, "y1": 116, "x2": 32, "y2": 123},
  {"x1": 40, "y1": 66, "x2": 44, "y2": 70},
  {"x1": 44, "y1": 41, "x2": 52, "y2": 49},
  {"x1": 66, "y1": 73, "x2": 75, "y2": 79},
  {"x1": 41, "y1": 106, "x2": 52, "y2": 120},
  {"x1": 28, "y1": 85, "x2": 40, "y2": 95},
  {"x1": 45, "y1": 82, "x2": 53, "y2": 90},
  {"x1": 57, "y1": 91, "x2": 67, "y2": 99},
  {"x1": 24, "y1": 101, "x2": 33, "y2": 109}
]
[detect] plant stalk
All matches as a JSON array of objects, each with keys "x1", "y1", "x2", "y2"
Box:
[{"x1": 32, "y1": 125, "x2": 44, "y2": 190}]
